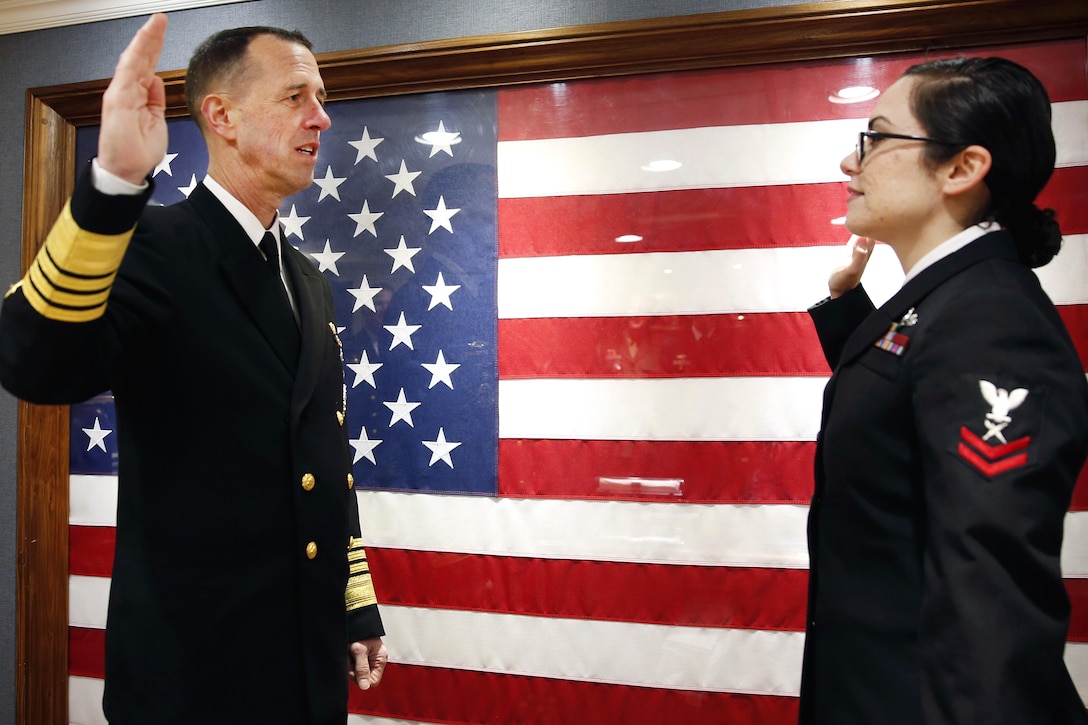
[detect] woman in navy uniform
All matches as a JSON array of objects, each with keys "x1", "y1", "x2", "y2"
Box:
[{"x1": 801, "y1": 57, "x2": 1088, "y2": 723}]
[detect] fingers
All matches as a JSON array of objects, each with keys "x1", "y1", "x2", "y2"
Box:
[
  {"x1": 114, "y1": 13, "x2": 168, "y2": 81},
  {"x1": 349, "y1": 638, "x2": 388, "y2": 691},
  {"x1": 828, "y1": 235, "x2": 875, "y2": 299}
]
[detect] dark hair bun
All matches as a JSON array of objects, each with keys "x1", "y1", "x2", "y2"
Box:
[{"x1": 1005, "y1": 205, "x2": 1062, "y2": 268}]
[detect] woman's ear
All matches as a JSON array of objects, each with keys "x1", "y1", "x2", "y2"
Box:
[{"x1": 941, "y1": 144, "x2": 992, "y2": 197}]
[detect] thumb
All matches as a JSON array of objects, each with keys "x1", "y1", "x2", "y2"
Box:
[{"x1": 349, "y1": 642, "x2": 372, "y2": 690}]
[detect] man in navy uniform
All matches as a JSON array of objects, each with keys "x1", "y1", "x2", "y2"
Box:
[{"x1": 0, "y1": 14, "x2": 387, "y2": 725}]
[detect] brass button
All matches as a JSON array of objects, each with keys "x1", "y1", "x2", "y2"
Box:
[
  {"x1": 301, "y1": 473, "x2": 315, "y2": 491},
  {"x1": 336, "y1": 411, "x2": 345, "y2": 426},
  {"x1": 305, "y1": 541, "x2": 317, "y2": 559},
  {"x1": 347, "y1": 473, "x2": 355, "y2": 489}
]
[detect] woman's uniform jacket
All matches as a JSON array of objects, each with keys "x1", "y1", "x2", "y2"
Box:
[
  {"x1": 0, "y1": 169, "x2": 384, "y2": 725},
  {"x1": 801, "y1": 230, "x2": 1088, "y2": 724}
]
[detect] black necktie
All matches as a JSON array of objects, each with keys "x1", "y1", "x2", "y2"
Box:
[
  {"x1": 259, "y1": 231, "x2": 298, "y2": 329},
  {"x1": 259, "y1": 231, "x2": 281, "y2": 276}
]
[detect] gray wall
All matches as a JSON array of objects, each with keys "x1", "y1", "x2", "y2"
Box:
[{"x1": 0, "y1": 0, "x2": 818, "y2": 720}]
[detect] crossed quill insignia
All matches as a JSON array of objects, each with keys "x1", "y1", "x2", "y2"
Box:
[{"x1": 979, "y1": 380, "x2": 1029, "y2": 444}]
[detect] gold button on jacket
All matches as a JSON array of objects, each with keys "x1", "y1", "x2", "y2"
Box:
[
  {"x1": 301, "y1": 473, "x2": 315, "y2": 491},
  {"x1": 305, "y1": 541, "x2": 317, "y2": 559}
]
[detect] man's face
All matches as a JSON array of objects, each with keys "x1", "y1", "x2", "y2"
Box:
[{"x1": 228, "y1": 34, "x2": 331, "y2": 199}]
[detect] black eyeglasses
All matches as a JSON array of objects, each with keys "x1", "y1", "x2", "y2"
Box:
[{"x1": 856, "y1": 130, "x2": 963, "y2": 164}]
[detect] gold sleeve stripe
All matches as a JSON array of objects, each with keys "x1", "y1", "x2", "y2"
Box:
[
  {"x1": 346, "y1": 576, "x2": 378, "y2": 611},
  {"x1": 346, "y1": 538, "x2": 378, "y2": 611},
  {"x1": 20, "y1": 202, "x2": 134, "y2": 322}
]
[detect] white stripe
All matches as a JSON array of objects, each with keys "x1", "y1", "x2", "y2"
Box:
[
  {"x1": 69, "y1": 575, "x2": 109, "y2": 630},
  {"x1": 68, "y1": 474, "x2": 117, "y2": 526},
  {"x1": 1064, "y1": 643, "x2": 1088, "y2": 708},
  {"x1": 1036, "y1": 233, "x2": 1088, "y2": 305},
  {"x1": 1054, "y1": 100, "x2": 1088, "y2": 169},
  {"x1": 382, "y1": 604, "x2": 805, "y2": 695},
  {"x1": 497, "y1": 101, "x2": 1088, "y2": 198},
  {"x1": 348, "y1": 716, "x2": 429, "y2": 725},
  {"x1": 497, "y1": 235, "x2": 1088, "y2": 319},
  {"x1": 68, "y1": 479, "x2": 1088, "y2": 576},
  {"x1": 359, "y1": 492, "x2": 812, "y2": 568},
  {"x1": 60, "y1": 599, "x2": 1088, "y2": 706},
  {"x1": 498, "y1": 118, "x2": 857, "y2": 197},
  {"x1": 498, "y1": 377, "x2": 826, "y2": 441},
  {"x1": 68, "y1": 675, "x2": 107, "y2": 725},
  {"x1": 498, "y1": 244, "x2": 904, "y2": 318}
]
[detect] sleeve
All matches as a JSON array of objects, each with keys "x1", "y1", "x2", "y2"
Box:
[
  {"x1": 346, "y1": 531, "x2": 385, "y2": 641},
  {"x1": 909, "y1": 285, "x2": 1088, "y2": 723},
  {"x1": 0, "y1": 165, "x2": 154, "y2": 403},
  {"x1": 807, "y1": 284, "x2": 875, "y2": 369}
]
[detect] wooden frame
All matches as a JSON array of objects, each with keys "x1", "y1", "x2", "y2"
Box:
[{"x1": 16, "y1": 0, "x2": 1088, "y2": 721}]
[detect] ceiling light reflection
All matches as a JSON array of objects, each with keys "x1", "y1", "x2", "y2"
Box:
[
  {"x1": 642, "y1": 159, "x2": 682, "y2": 172},
  {"x1": 615, "y1": 234, "x2": 643, "y2": 243},
  {"x1": 828, "y1": 86, "x2": 879, "y2": 104}
]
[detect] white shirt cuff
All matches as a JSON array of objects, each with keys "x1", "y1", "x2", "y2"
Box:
[{"x1": 91, "y1": 157, "x2": 149, "y2": 196}]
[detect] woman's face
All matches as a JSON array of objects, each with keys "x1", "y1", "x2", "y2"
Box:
[{"x1": 840, "y1": 75, "x2": 948, "y2": 257}]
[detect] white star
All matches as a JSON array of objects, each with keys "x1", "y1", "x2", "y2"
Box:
[
  {"x1": 384, "y1": 388, "x2": 421, "y2": 428},
  {"x1": 385, "y1": 159, "x2": 421, "y2": 198},
  {"x1": 348, "y1": 200, "x2": 383, "y2": 238},
  {"x1": 178, "y1": 174, "x2": 198, "y2": 198},
  {"x1": 347, "y1": 275, "x2": 383, "y2": 313},
  {"x1": 280, "y1": 205, "x2": 311, "y2": 240},
  {"x1": 423, "y1": 427, "x2": 462, "y2": 468},
  {"x1": 385, "y1": 236, "x2": 422, "y2": 274},
  {"x1": 313, "y1": 166, "x2": 347, "y2": 201},
  {"x1": 347, "y1": 349, "x2": 383, "y2": 388},
  {"x1": 82, "y1": 416, "x2": 112, "y2": 452},
  {"x1": 421, "y1": 121, "x2": 461, "y2": 158},
  {"x1": 423, "y1": 196, "x2": 460, "y2": 234},
  {"x1": 311, "y1": 240, "x2": 346, "y2": 275},
  {"x1": 422, "y1": 272, "x2": 461, "y2": 311},
  {"x1": 422, "y1": 350, "x2": 460, "y2": 390},
  {"x1": 349, "y1": 127, "x2": 384, "y2": 164},
  {"x1": 350, "y1": 426, "x2": 383, "y2": 464},
  {"x1": 153, "y1": 152, "x2": 178, "y2": 177},
  {"x1": 384, "y1": 312, "x2": 421, "y2": 351}
]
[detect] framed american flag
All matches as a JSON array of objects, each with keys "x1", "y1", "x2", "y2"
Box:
[{"x1": 17, "y1": 1, "x2": 1088, "y2": 723}]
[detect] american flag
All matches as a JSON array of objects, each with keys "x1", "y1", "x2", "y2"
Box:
[{"x1": 67, "y1": 38, "x2": 1088, "y2": 724}]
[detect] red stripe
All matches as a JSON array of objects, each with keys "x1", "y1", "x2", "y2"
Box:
[
  {"x1": 959, "y1": 427, "x2": 1031, "y2": 460},
  {"x1": 1039, "y1": 166, "x2": 1088, "y2": 236},
  {"x1": 1073, "y1": 464, "x2": 1088, "y2": 512},
  {"x1": 499, "y1": 314, "x2": 830, "y2": 380},
  {"x1": 1068, "y1": 578, "x2": 1088, "y2": 643},
  {"x1": 499, "y1": 439, "x2": 816, "y2": 504},
  {"x1": 498, "y1": 184, "x2": 849, "y2": 257},
  {"x1": 498, "y1": 40, "x2": 1087, "y2": 141},
  {"x1": 369, "y1": 548, "x2": 808, "y2": 631},
  {"x1": 69, "y1": 626, "x2": 105, "y2": 679},
  {"x1": 70, "y1": 525, "x2": 115, "y2": 577},
  {"x1": 497, "y1": 167, "x2": 1087, "y2": 258},
  {"x1": 349, "y1": 662, "x2": 800, "y2": 725},
  {"x1": 957, "y1": 442, "x2": 1029, "y2": 478}
]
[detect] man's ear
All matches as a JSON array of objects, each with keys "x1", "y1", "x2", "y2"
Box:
[
  {"x1": 941, "y1": 144, "x2": 992, "y2": 198},
  {"x1": 201, "y1": 93, "x2": 236, "y2": 141}
]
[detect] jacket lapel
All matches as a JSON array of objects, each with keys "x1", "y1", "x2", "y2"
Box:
[
  {"x1": 283, "y1": 243, "x2": 328, "y2": 417},
  {"x1": 188, "y1": 184, "x2": 301, "y2": 374},
  {"x1": 834, "y1": 231, "x2": 1019, "y2": 370}
]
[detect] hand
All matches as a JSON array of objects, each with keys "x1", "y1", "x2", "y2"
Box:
[
  {"x1": 348, "y1": 637, "x2": 388, "y2": 691},
  {"x1": 829, "y1": 235, "x2": 875, "y2": 298},
  {"x1": 98, "y1": 13, "x2": 169, "y2": 185}
]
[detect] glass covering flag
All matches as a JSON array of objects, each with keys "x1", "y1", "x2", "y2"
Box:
[{"x1": 68, "y1": 38, "x2": 1088, "y2": 725}]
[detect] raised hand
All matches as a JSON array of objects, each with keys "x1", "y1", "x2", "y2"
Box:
[
  {"x1": 98, "y1": 13, "x2": 169, "y2": 185},
  {"x1": 829, "y1": 235, "x2": 875, "y2": 298}
]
